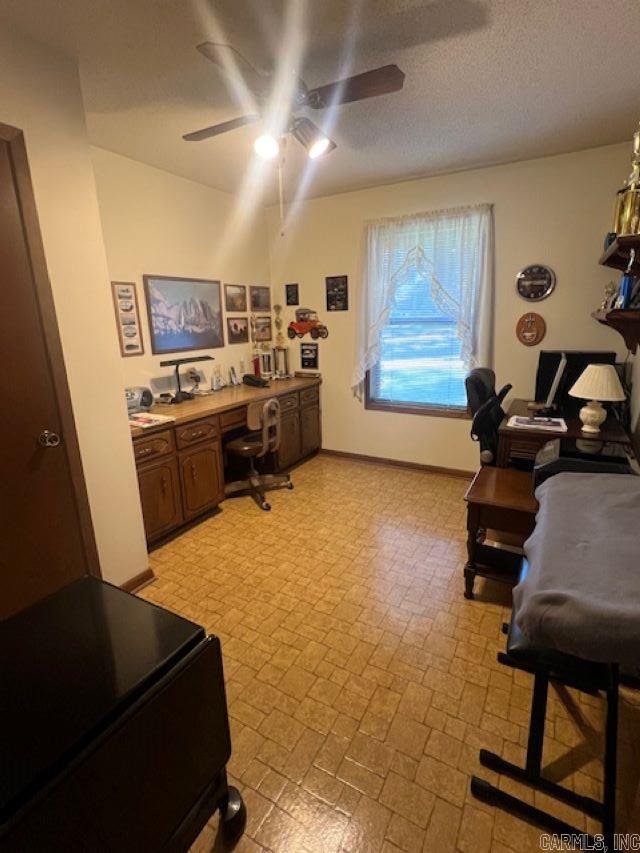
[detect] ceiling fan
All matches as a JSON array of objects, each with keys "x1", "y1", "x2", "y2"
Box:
[{"x1": 183, "y1": 42, "x2": 405, "y2": 161}]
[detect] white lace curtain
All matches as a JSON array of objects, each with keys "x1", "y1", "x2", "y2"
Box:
[{"x1": 351, "y1": 203, "x2": 494, "y2": 393}]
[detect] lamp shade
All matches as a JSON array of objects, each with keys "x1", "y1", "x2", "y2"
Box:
[{"x1": 568, "y1": 364, "x2": 625, "y2": 401}]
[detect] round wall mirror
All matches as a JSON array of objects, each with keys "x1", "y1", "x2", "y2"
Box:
[{"x1": 516, "y1": 265, "x2": 556, "y2": 301}]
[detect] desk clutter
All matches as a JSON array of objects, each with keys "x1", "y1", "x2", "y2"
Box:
[{"x1": 130, "y1": 377, "x2": 321, "y2": 545}]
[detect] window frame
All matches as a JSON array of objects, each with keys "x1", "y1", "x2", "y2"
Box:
[{"x1": 364, "y1": 370, "x2": 471, "y2": 420}]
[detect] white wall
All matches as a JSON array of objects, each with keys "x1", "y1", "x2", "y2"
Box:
[
  {"x1": 91, "y1": 147, "x2": 271, "y2": 395},
  {"x1": 0, "y1": 25, "x2": 148, "y2": 585},
  {"x1": 268, "y1": 144, "x2": 629, "y2": 471}
]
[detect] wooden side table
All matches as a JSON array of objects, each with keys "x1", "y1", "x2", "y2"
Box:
[
  {"x1": 463, "y1": 467, "x2": 538, "y2": 599},
  {"x1": 497, "y1": 398, "x2": 630, "y2": 467}
]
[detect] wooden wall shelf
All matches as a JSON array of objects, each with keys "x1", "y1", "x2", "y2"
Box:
[
  {"x1": 592, "y1": 309, "x2": 640, "y2": 352},
  {"x1": 599, "y1": 235, "x2": 640, "y2": 273}
]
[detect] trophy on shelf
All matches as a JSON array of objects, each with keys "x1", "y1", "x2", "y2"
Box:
[
  {"x1": 609, "y1": 121, "x2": 640, "y2": 243},
  {"x1": 272, "y1": 303, "x2": 291, "y2": 379}
]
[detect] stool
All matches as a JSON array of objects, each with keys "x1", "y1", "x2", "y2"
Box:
[{"x1": 471, "y1": 611, "x2": 619, "y2": 850}]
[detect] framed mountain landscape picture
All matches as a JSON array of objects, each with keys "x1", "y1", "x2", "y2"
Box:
[{"x1": 143, "y1": 275, "x2": 224, "y2": 354}]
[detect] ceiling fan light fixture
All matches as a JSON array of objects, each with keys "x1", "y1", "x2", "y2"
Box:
[
  {"x1": 308, "y1": 136, "x2": 331, "y2": 159},
  {"x1": 254, "y1": 133, "x2": 280, "y2": 160},
  {"x1": 292, "y1": 117, "x2": 335, "y2": 159}
]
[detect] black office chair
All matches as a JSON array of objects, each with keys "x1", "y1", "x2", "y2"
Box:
[
  {"x1": 465, "y1": 369, "x2": 512, "y2": 465},
  {"x1": 224, "y1": 398, "x2": 293, "y2": 511}
]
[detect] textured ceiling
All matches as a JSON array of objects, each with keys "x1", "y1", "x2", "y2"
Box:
[{"x1": 4, "y1": 0, "x2": 640, "y2": 202}]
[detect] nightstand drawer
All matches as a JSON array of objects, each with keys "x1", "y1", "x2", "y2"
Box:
[
  {"x1": 133, "y1": 430, "x2": 175, "y2": 465},
  {"x1": 176, "y1": 418, "x2": 219, "y2": 449},
  {"x1": 279, "y1": 393, "x2": 299, "y2": 413}
]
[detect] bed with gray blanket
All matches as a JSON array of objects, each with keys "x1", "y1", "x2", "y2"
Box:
[{"x1": 512, "y1": 472, "x2": 640, "y2": 666}]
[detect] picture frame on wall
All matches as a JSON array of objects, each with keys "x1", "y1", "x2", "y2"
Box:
[
  {"x1": 143, "y1": 274, "x2": 224, "y2": 355},
  {"x1": 326, "y1": 275, "x2": 348, "y2": 311},
  {"x1": 226, "y1": 316, "x2": 249, "y2": 344},
  {"x1": 250, "y1": 285, "x2": 271, "y2": 311},
  {"x1": 253, "y1": 316, "x2": 272, "y2": 342},
  {"x1": 285, "y1": 283, "x2": 299, "y2": 306},
  {"x1": 301, "y1": 342, "x2": 319, "y2": 370},
  {"x1": 224, "y1": 283, "x2": 247, "y2": 312},
  {"x1": 111, "y1": 281, "x2": 144, "y2": 357}
]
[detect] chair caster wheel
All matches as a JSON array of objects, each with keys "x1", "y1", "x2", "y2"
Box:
[
  {"x1": 220, "y1": 786, "x2": 246, "y2": 840},
  {"x1": 261, "y1": 501, "x2": 271, "y2": 511},
  {"x1": 287, "y1": 482, "x2": 294, "y2": 490}
]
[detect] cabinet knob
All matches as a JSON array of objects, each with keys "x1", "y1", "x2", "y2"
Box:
[{"x1": 38, "y1": 430, "x2": 61, "y2": 448}]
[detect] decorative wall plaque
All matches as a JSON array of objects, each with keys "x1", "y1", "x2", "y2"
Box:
[{"x1": 516, "y1": 312, "x2": 546, "y2": 346}]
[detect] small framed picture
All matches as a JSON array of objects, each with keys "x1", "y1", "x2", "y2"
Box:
[
  {"x1": 285, "y1": 283, "x2": 299, "y2": 306},
  {"x1": 226, "y1": 316, "x2": 249, "y2": 344},
  {"x1": 228, "y1": 366, "x2": 240, "y2": 386},
  {"x1": 253, "y1": 315, "x2": 272, "y2": 342},
  {"x1": 225, "y1": 284, "x2": 247, "y2": 312},
  {"x1": 250, "y1": 285, "x2": 271, "y2": 311},
  {"x1": 301, "y1": 342, "x2": 319, "y2": 369},
  {"x1": 111, "y1": 281, "x2": 144, "y2": 357},
  {"x1": 326, "y1": 275, "x2": 348, "y2": 311}
]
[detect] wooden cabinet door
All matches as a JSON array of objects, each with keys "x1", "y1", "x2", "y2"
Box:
[
  {"x1": 137, "y1": 456, "x2": 183, "y2": 543},
  {"x1": 179, "y1": 442, "x2": 224, "y2": 520},
  {"x1": 301, "y1": 404, "x2": 321, "y2": 456},
  {"x1": 278, "y1": 412, "x2": 301, "y2": 470}
]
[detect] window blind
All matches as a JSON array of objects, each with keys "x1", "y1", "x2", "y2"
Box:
[{"x1": 370, "y1": 235, "x2": 471, "y2": 409}]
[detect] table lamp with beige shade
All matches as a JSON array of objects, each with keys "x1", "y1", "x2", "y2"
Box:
[{"x1": 568, "y1": 364, "x2": 626, "y2": 433}]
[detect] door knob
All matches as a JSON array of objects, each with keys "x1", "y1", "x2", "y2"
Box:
[{"x1": 38, "y1": 430, "x2": 61, "y2": 448}]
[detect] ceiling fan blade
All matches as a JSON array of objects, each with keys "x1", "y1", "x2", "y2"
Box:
[
  {"x1": 182, "y1": 114, "x2": 260, "y2": 142},
  {"x1": 306, "y1": 64, "x2": 405, "y2": 109},
  {"x1": 196, "y1": 42, "x2": 270, "y2": 98}
]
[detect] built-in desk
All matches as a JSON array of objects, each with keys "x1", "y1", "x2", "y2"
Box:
[{"x1": 130, "y1": 377, "x2": 321, "y2": 547}]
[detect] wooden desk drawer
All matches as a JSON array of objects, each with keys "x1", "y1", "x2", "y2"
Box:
[
  {"x1": 176, "y1": 418, "x2": 219, "y2": 449},
  {"x1": 133, "y1": 430, "x2": 174, "y2": 465},
  {"x1": 279, "y1": 393, "x2": 299, "y2": 413},
  {"x1": 300, "y1": 386, "x2": 319, "y2": 407},
  {"x1": 220, "y1": 407, "x2": 247, "y2": 432}
]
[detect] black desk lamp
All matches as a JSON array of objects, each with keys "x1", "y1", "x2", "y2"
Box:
[{"x1": 159, "y1": 356, "x2": 214, "y2": 404}]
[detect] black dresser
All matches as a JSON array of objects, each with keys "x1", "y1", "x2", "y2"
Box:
[{"x1": 0, "y1": 577, "x2": 245, "y2": 851}]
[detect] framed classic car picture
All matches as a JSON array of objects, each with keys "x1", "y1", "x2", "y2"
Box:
[
  {"x1": 111, "y1": 281, "x2": 144, "y2": 357},
  {"x1": 301, "y1": 342, "x2": 319, "y2": 369},
  {"x1": 143, "y1": 275, "x2": 224, "y2": 354}
]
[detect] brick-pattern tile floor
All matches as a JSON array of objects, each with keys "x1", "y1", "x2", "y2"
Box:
[{"x1": 139, "y1": 454, "x2": 640, "y2": 852}]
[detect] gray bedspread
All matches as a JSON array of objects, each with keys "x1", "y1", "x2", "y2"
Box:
[{"x1": 512, "y1": 472, "x2": 640, "y2": 666}]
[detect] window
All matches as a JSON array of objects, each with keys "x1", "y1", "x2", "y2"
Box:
[
  {"x1": 368, "y1": 258, "x2": 468, "y2": 411},
  {"x1": 353, "y1": 204, "x2": 493, "y2": 416}
]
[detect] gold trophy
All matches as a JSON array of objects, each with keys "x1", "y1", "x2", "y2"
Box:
[
  {"x1": 612, "y1": 122, "x2": 640, "y2": 237},
  {"x1": 272, "y1": 304, "x2": 291, "y2": 379}
]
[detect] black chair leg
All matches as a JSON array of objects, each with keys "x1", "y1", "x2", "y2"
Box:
[{"x1": 602, "y1": 666, "x2": 619, "y2": 852}]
